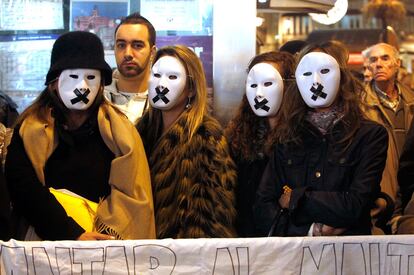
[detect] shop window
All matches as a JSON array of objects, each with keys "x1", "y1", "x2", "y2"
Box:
[{"x1": 0, "y1": 0, "x2": 213, "y2": 113}]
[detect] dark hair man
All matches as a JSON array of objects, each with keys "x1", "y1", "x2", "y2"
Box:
[{"x1": 104, "y1": 13, "x2": 156, "y2": 124}]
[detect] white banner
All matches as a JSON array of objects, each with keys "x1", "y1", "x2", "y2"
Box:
[{"x1": 1, "y1": 235, "x2": 414, "y2": 274}]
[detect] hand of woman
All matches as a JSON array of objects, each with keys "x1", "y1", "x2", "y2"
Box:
[
  {"x1": 278, "y1": 192, "x2": 291, "y2": 209},
  {"x1": 77, "y1": 232, "x2": 115, "y2": 241},
  {"x1": 370, "y1": 197, "x2": 388, "y2": 218},
  {"x1": 313, "y1": 223, "x2": 346, "y2": 236},
  {"x1": 321, "y1": 224, "x2": 346, "y2": 236}
]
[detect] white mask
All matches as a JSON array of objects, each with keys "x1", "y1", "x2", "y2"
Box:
[
  {"x1": 58, "y1": 69, "x2": 101, "y2": 110},
  {"x1": 295, "y1": 52, "x2": 340, "y2": 108},
  {"x1": 246, "y1": 63, "x2": 284, "y2": 117},
  {"x1": 149, "y1": 56, "x2": 187, "y2": 110}
]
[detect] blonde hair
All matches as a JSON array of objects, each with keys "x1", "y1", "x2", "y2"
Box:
[{"x1": 145, "y1": 45, "x2": 207, "y2": 140}]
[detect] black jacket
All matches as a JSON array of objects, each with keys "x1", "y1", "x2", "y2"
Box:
[
  {"x1": 0, "y1": 169, "x2": 11, "y2": 241},
  {"x1": 398, "y1": 119, "x2": 414, "y2": 210},
  {"x1": 254, "y1": 120, "x2": 388, "y2": 236},
  {"x1": 234, "y1": 157, "x2": 268, "y2": 237},
  {"x1": 5, "y1": 116, "x2": 114, "y2": 240},
  {"x1": 0, "y1": 91, "x2": 18, "y2": 127}
]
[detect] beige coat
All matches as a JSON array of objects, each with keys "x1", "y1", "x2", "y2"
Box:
[
  {"x1": 361, "y1": 82, "x2": 414, "y2": 202},
  {"x1": 20, "y1": 102, "x2": 155, "y2": 239}
]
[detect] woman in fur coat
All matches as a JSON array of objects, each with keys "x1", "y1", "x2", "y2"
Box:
[
  {"x1": 225, "y1": 51, "x2": 295, "y2": 237},
  {"x1": 137, "y1": 45, "x2": 237, "y2": 238}
]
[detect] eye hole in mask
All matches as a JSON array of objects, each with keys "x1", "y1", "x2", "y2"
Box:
[
  {"x1": 303, "y1": 72, "x2": 312, "y2": 76},
  {"x1": 321, "y1": 69, "x2": 330, "y2": 74},
  {"x1": 70, "y1": 74, "x2": 79, "y2": 79},
  {"x1": 154, "y1": 73, "x2": 161, "y2": 78},
  {"x1": 87, "y1": 75, "x2": 96, "y2": 80},
  {"x1": 169, "y1": 75, "x2": 178, "y2": 80},
  {"x1": 264, "y1": 81, "x2": 273, "y2": 87},
  {"x1": 250, "y1": 83, "x2": 258, "y2": 88}
]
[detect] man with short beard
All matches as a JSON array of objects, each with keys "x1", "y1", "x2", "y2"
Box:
[{"x1": 104, "y1": 13, "x2": 156, "y2": 124}]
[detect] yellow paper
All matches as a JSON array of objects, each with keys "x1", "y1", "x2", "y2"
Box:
[{"x1": 49, "y1": 188, "x2": 98, "y2": 231}]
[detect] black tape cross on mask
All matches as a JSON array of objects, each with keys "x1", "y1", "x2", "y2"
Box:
[
  {"x1": 254, "y1": 98, "x2": 270, "y2": 112},
  {"x1": 310, "y1": 83, "x2": 327, "y2": 101},
  {"x1": 152, "y1": 86, "x2": 170, "y2": 104},
  {"x1": 70, "y1": 88, "x2": 90, "y2": 104}
]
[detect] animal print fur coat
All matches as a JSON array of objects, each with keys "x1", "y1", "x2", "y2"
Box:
[{"x1": 138, "y1": 111, "x2": 237, "y2": 238}]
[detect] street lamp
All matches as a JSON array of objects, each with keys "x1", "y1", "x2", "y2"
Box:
[{"x1": 309, "y1": 0, "x2": 348, "y2": 25}]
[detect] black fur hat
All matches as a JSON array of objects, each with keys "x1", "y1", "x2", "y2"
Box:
[{"x1": 45, "y1": 31, "x2": 112, "y2": 85}]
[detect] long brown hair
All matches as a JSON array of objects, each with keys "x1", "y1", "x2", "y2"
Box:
[
  {"x1": 138, "y1": 45, "x2": 208, "y2": 143},
  {"x1": 225, "y1": 51, "x2": 295, "y2": 161},
  {"x1": 275, "y1": 41, "x2": 365, "y2": 147}
]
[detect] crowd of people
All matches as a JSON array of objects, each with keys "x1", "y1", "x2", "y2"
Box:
[{"x1": 1, "y1": 12, "x2": 414, "y2": 242}]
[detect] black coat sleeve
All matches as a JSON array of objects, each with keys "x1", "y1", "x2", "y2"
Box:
[
  {"x1": 398, "y1": 119, "x2": 414, "y2": 210},
  {"x1": 290, "y1": 124, "x2": 388, "y2": 228},
  {"x1": 5, "y1": 129, "x2": 84, "y2": 240},
  {"x1": 0, "y1": 169, "x2": 11, "y2": 241},
  {"x1": 253, "y1": 148, "x2": 283, "y2": 236}
]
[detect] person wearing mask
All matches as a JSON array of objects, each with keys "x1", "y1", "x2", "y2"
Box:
[
  {"x1": 225, "y1": 51, "x2": 295, "y2": 237},
  {"x1": 254, "y1": 41, "x2": 388, "y2": 236},
  {"x1": 5, "y1": 31, "x2": 155, "y2": 241},
  {"x1": 104, "y1": 13, "x2": 156, "y2": 124},
  {"x1": 137, "y1": 45, "x2": 237, "y2": 238}
]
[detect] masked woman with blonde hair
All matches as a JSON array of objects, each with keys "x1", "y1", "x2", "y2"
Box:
[{"x1": 137, "y1": 45, "x2": 237, "y2": 238}]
